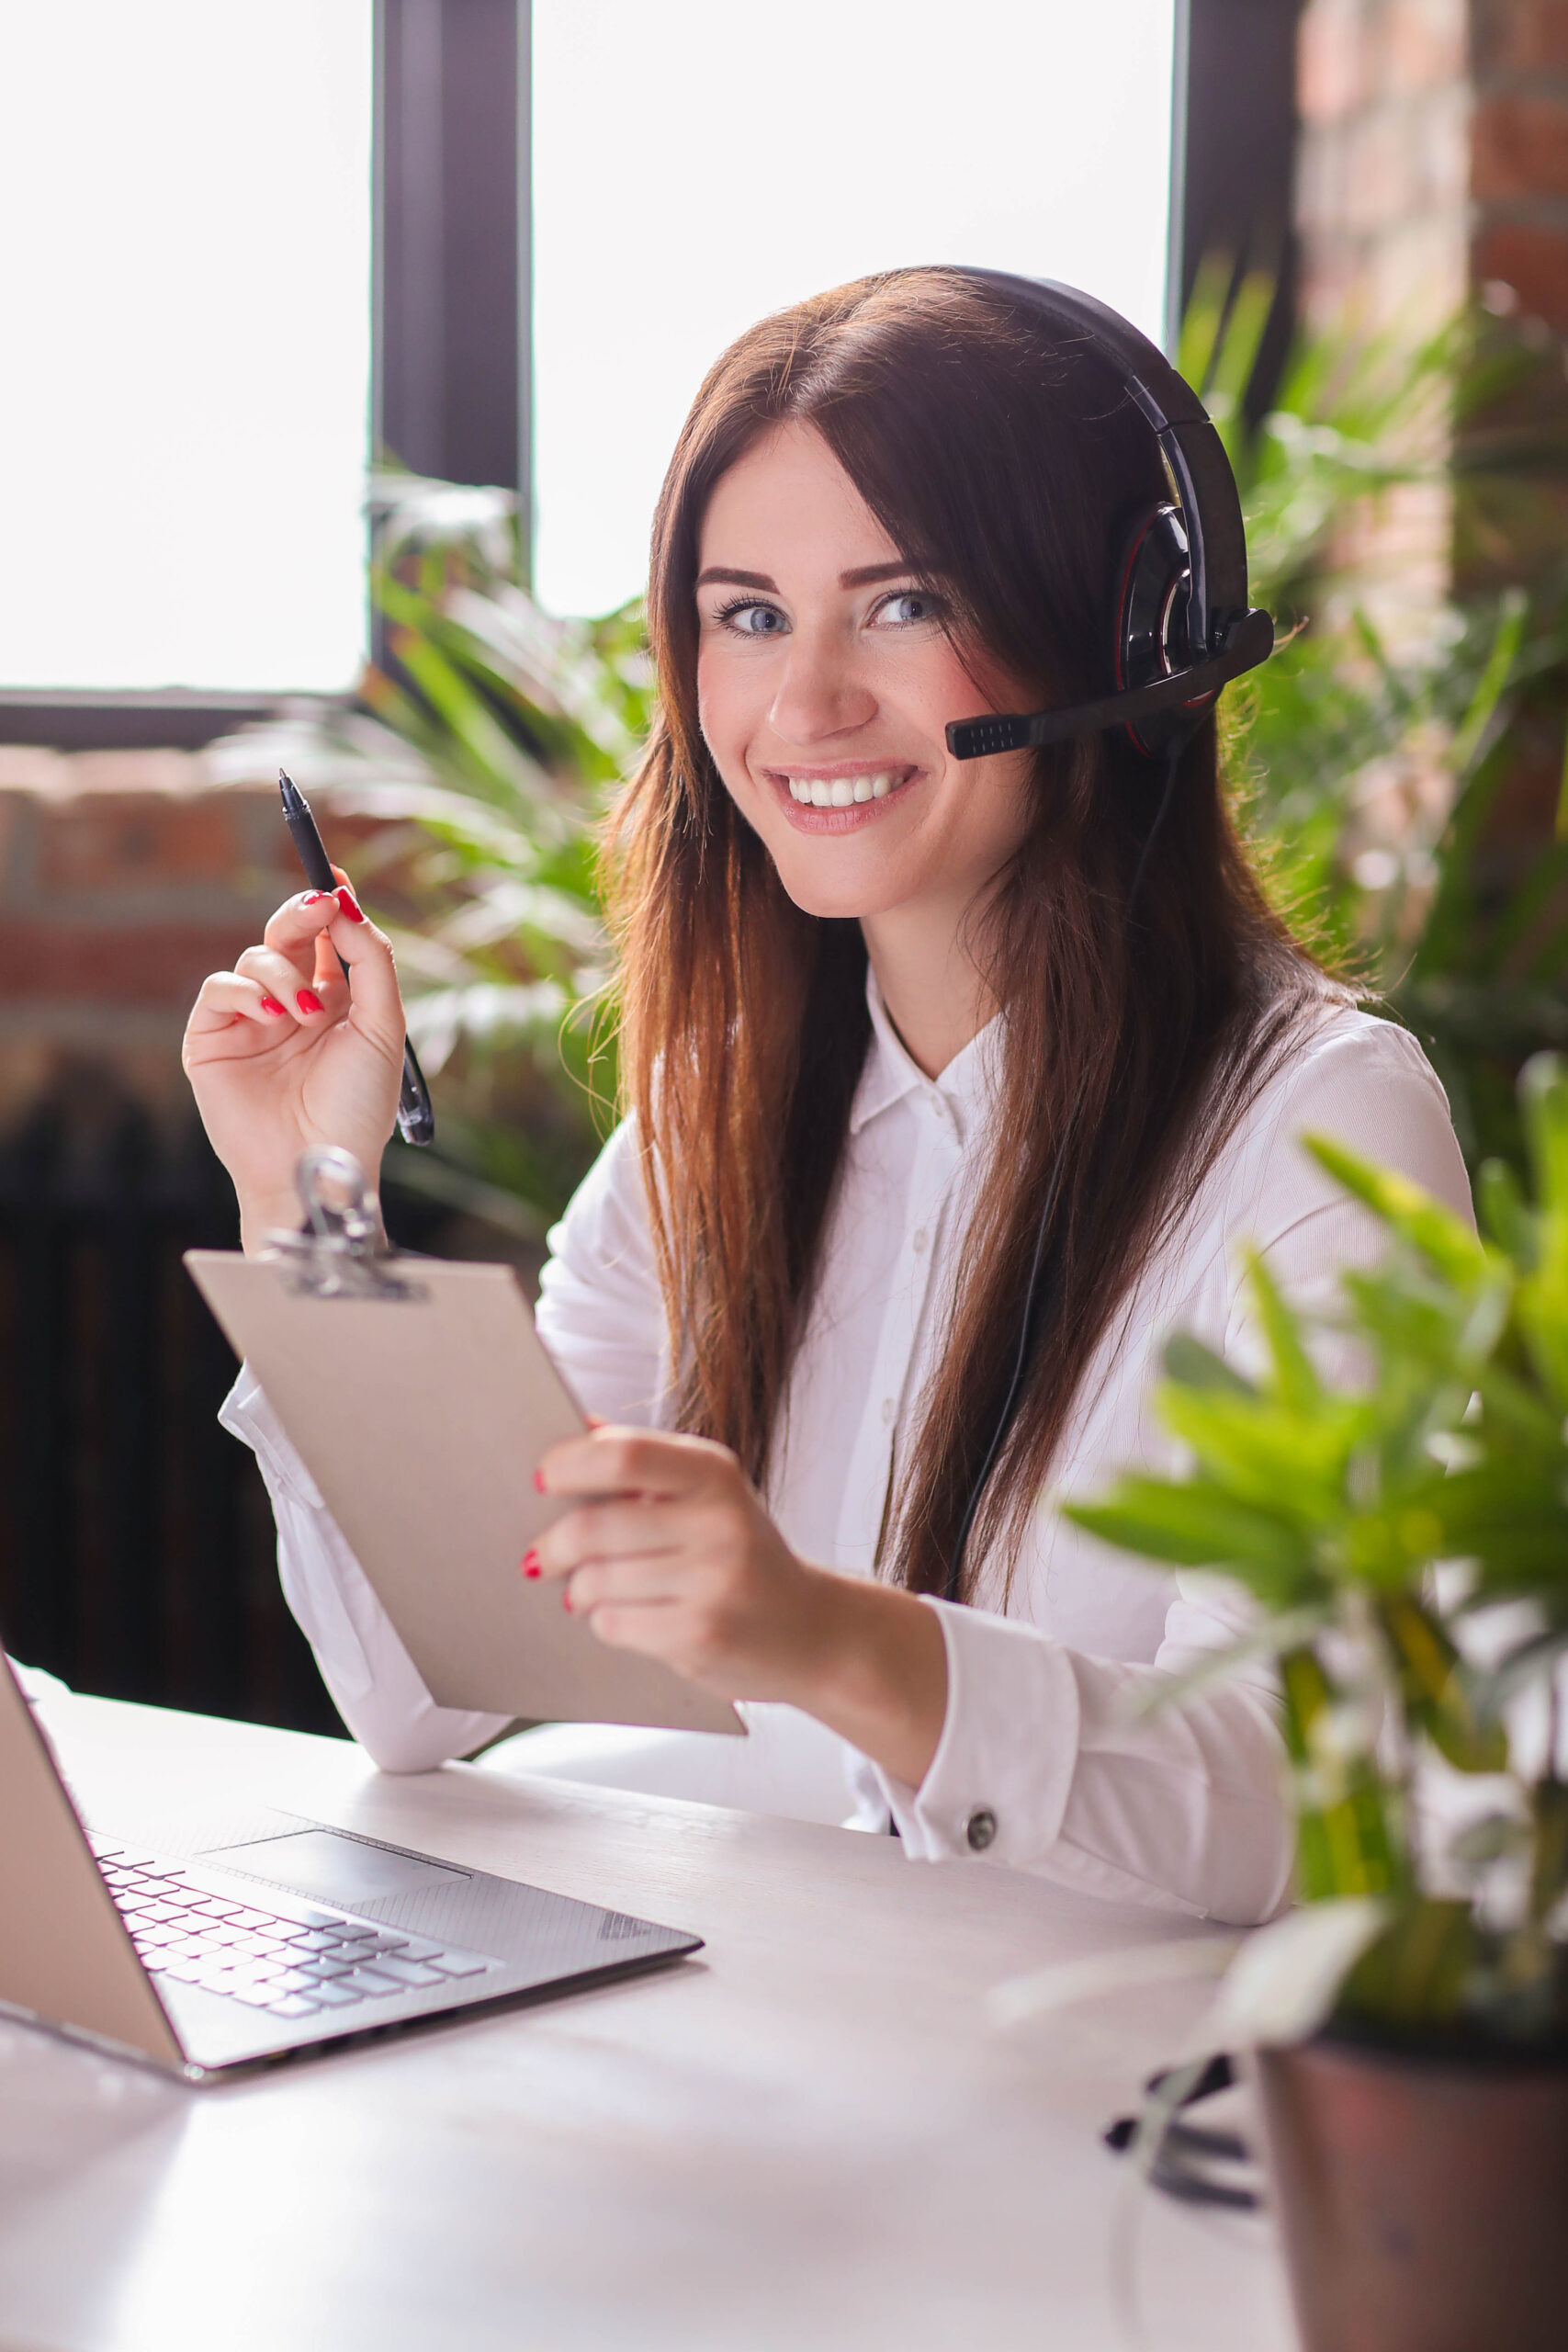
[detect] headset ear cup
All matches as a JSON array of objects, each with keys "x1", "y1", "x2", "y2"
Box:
[{"x1": 1114, "y1": 503, "x2": 1198, "y2": 761}]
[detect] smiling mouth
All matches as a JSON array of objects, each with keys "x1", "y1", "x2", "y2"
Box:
[{"x1": 770, "y1": 766, "x2": 917, "y2": 809}]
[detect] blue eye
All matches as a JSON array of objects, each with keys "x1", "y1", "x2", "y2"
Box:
[
  {"x1": 716, "y1": 598, "x2": 788, "y2": 637},
  {"x1": 875, "y1": 590, "x2": 941, "y2": 627}
]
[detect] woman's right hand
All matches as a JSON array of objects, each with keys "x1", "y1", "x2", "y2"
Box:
[{"x1": 182, "y1": 878, "x2": 408, "y2": 1252}]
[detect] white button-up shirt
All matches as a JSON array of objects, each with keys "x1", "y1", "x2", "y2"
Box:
[{"x1": 222, "y1": 979, "x2": 1472, "y2": 1924}]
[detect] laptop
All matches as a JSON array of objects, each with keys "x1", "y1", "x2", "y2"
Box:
[{"x1": 0, "y1": 1653, "x2": 702, "y2": 2081}]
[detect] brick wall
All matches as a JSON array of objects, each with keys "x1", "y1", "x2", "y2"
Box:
[
  {"x1": 1465, "y1": 0, "x2": 1568, "y2": 633},
  {"x1": 1292, "y1": 0, "x2": 1568, "y2": 888},
  {"x1": 0, "y1": 744, "x2": 384, "y2": 1130},
  {"x1": 1297, "y1": 0, "x2": 1472, "y2": 333},
  {"x1": 1472, "y1": 0, "x2": 1568, "y2": 326},
  {"x1": 1295, "y1": 0, "x2": 1472, "y2": 647},
  {"x1": 1295, "y1": 0, "x2": 1568, "y2": 420}
]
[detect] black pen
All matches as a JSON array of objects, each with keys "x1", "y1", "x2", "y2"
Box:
[{"x1": 278, "y1": 768, "x2": 435, "y2": 1148}]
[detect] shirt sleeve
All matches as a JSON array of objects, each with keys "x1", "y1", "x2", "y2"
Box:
[
  {"x1": 874, "y1": 1016, "x2": 1475, "y2": 1924},
  {"x1": 220, "y1": 1119, "x2": 670, "y2": 1772}
]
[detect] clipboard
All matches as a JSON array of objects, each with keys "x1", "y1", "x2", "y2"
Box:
[{"x1": 186, "y1": 1150, "x2": 741, "y2": 1738}]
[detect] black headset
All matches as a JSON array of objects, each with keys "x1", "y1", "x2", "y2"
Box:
[
  {"x1": 942, "y1": 269, "x2": 1273, "y2": 767},
  {"x1": 938, "y1": 270, "x2": 1273, "y2": 1602}
]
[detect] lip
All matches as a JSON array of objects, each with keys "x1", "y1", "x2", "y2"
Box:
[{"x1": 760, "y1": 763, "x2": 920, "y2": 834}]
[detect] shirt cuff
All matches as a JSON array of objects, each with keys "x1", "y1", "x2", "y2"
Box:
[
  {"x1": 219, "y1": 1362, "x2": 325, "y2": 1510},
  {"x1": 874, "y1": 1597, "x2": 1081, "y2": 1864}
]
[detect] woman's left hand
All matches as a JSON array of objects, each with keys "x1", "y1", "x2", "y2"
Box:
[{"x1": 527, "y1": 1427, "x2": 829, "y2": 1702}]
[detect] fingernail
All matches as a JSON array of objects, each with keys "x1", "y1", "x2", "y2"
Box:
[
  {"x1": 302, "y1": 890, "x2": 333, "y2": 906},
  {"x1": 561, "y1": 1589, "x2": 572, "y2": 1613},
  {"x1": 522, "y1": 1549, "x2": 540, "y2": 1578},
  {"x1": 336, "y1": 887, "x2": 366, "y2": 923},
  {"x1": 533, "y1": 1468, "x2": 547, "y2": 1493},
  {"x1": 297, "y1": 989, "x2": 324, "y2": 1015},
  {"x1": 259, "y1": 996, "x2": 287, "y2": 1016}
]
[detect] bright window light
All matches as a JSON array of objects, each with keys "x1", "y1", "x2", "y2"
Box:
[
  {"x1": 532, "y1": 0, "x2": 1176, "y2": 619},
  {"x1": 0, "y1": 3, "x2": 372, "y2": 695}
]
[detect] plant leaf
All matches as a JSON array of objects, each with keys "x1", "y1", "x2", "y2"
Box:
[
  {"x1": 1197, "y1": 1898, "x2": 1393, "y2": 2051},
  {"x1": 1303, "y1": 1135, "x2": 1492, "y2": 1285},
  {"x1": 1065, "y1": 1478, "x2": 1318, "y2": 1597},
  {"x1": 1242, "y1": 1248, "x2": 1323, "y2": 1409}
]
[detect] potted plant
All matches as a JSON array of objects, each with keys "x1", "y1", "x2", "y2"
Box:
[{"x1": 1065, "y1": 1053, "x2": 1568, "y2": 2352}]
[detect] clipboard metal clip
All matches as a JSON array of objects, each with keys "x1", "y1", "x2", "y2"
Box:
[{"x1": 263, "y1": 1148, "x2": 426, "y2": 1302}]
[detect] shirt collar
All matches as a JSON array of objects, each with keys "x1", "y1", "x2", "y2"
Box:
[{"x1": 849, "y1": 964, "x2": 1004, "y2": 1142}]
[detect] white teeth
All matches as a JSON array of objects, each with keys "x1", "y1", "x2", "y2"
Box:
[{"x1": 783, "y1": 770, "x2": 903, "y2": 805}]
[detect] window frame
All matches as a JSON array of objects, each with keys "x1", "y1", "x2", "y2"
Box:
[{"x1": 1168, "y1": 0, "x2": 1305, "y2": 412}]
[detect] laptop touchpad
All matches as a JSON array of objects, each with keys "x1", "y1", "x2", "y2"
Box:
[{"x1": 201, "y1": 1828, "x2": 470, "y2": 1905}]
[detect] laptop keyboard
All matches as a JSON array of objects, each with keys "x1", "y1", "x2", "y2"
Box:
[{"x1": 90, "y1": 1838, "x2": 498, "y2": 2021}]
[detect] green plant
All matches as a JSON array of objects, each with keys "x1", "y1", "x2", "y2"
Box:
[
  {"x1": 1066, "y1": 1054, "x2": 1568, "y2": 2045},
  {"x1": 1190, "y1": 266, "x2": 1568, "y2": 1173},
  {"x1": 310, "y1": 469, "x2": 655, "y2": 1238}
]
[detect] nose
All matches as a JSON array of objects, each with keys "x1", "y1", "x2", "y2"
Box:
[{"x1": 767, "y1": 619, "x2": 877, "y2": 746}]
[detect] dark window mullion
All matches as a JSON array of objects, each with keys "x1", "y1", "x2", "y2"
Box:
[{"x1": 375, "y1": 0, "x2": 527, "y2": 496}]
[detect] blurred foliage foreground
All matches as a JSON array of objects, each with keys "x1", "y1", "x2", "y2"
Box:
[
  {"x1": 1071, "y1": 1056, "x2": 1568, "y2": 2044},
  {"x1": 263, "y1": 270, "x2": 1568, "y2": 1239}
]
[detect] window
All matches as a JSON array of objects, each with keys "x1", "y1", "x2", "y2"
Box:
[
  {"x1": 0, "y1": 3, "x2": 373, "y2": 695},
  {"x1": 531, "y1": 0, "x2": 1177, "y2": 616},
  {"x1": 0, "y1": 2, "x2": 1179, "y2": 697}
]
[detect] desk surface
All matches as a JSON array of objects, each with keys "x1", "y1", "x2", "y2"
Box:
[{"x1": 0, "y1": 1694, "x2": 1295, "y2": 2352}]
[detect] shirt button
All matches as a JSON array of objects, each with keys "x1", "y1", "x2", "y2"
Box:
[
  {"x1": 879, "y1": 1396, "x2": 896, "y2": 1426},
  {"x1": 912, "y1": 1227, "x2": 929, "y2": 1253},
  {"x1": 965, "y1": 1808, "x2": 998, "y2": 1853}
]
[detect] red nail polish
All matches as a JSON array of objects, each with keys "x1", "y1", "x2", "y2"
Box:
[
  {"x1": 302, "y1": 890, "x2": 332, "y2": 906},
  {"x1": 522, "y1": 1549, "x2": 540, "y2": 1578},
  {"x1": 561, "y1": 1589, "x2": 572, "y2": 1613},
  {"x1": 336, "y1": 886, "x2": 366, "y2": 923},
  {"x1": 533, "y1": 1468, "x2": 547, "y2": 1493},
  {"x1": 259, "y1": 996, "x2": 287, "y2": 1016},
  {"x1": 297, "y1": 989, "x2": 323, "y2": 1015}
]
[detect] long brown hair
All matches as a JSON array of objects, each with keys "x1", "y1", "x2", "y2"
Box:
[{"x1": 605, "y1": 268, "x2": 1326, "y2": 1600}]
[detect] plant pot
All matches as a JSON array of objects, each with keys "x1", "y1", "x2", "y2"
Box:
[{"x1": 1256, "y1": 2029, "x2": 1568, "y2": 2352}]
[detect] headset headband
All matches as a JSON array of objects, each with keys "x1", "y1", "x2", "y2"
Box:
[{"x1": 938, "y1": 268, "x2": 1272, "y2": 763}]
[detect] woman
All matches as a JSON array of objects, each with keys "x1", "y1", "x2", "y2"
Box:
[{"x1": 185, "y1": 270, "x2": 1471, "y2": 1924}]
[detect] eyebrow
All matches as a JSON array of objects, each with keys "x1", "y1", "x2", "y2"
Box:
[
  {"x1": 694, "y1": 560, "x2": 931, "y2": 592},
  {"x1": 694, "y1": 567, "x2": 776, "y2": 591}
]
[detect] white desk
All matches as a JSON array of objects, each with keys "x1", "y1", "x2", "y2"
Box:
[{"x1": 0, "y1": 1693, "x2": 1296, "y2": 2352}]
